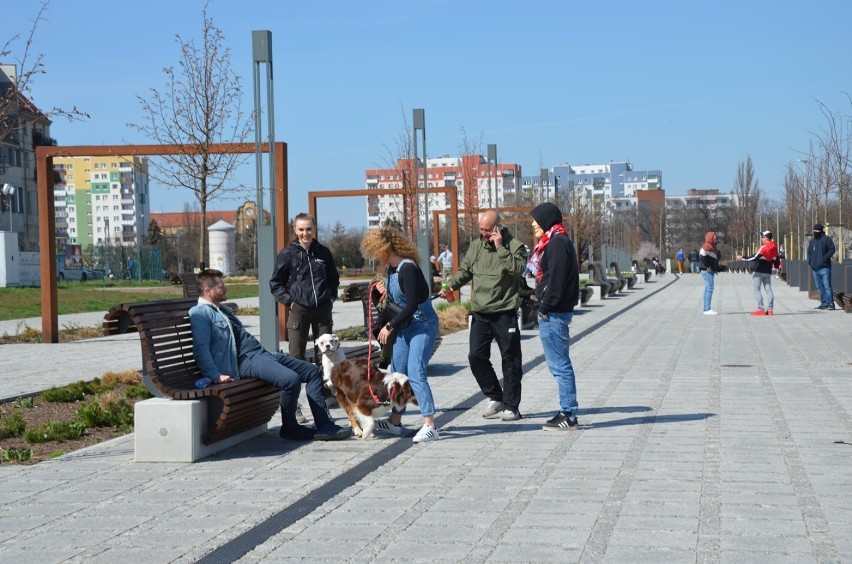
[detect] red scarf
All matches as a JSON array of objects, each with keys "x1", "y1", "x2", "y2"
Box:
[{"x1": 527, "y1": 224, "x2": 567, "y2": 281}]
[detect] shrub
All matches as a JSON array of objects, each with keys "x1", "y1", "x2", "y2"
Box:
[
  {"x1": 125, "y1": 385, "x2": 153, "y2": 399},
  {"x1": 0, "y1": 411, "x2": 27, "y2": 438},
  {"x1": 14, "y1": 397, "x2": 35, "y2": 408},
  {"x1": 101, "y1": 370, "x2": 141, "y2": 387},
  {"x1": 24, "y1": 420, "x2": 86, "y2": 443},
  {"x1": 1, "y1": 448, "x2": 32, "y2": 462},
  {"x1": 40, "y1": 381, "x2": 89, "y2": 403},
  {"x1": 76, "y1": 398, "x2": 134, "y2": 429},
  {"x1": 337, "y1": 325, "x2": 369, "y2": 341}
]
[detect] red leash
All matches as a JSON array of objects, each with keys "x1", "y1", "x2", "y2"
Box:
[{"x1": 366, "y1": 281, "x2": 384, "y2": 406}]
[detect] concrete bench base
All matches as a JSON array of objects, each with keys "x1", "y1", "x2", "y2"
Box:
[
  {"x1": 134, "y1": 398, "x2": 269, "y2": 463},
  {"x1": 589, "y1": 285, "x2": 604, "y2": 301}
]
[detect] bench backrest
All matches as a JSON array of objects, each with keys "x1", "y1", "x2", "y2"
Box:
[
  {"x1": 179, "y1": 273, "x2": 201, "y2": 299},
  {"x1": 591, "y1": 263, "x2": 611, "y2": 284},
  {"x1": 127, "y1": 298, "x2": 202, "y2": 396},
  {"x1": 609, "y1": 261, "x2": 625, "y2": 281}
]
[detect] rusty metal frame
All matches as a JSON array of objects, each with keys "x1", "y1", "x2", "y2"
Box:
[
  {"x1": 307, "y1": 187, "x2": 460, "y2": 278},
  {"x1": 35, "y1": 142, "x2": 288, "y2": 343}
]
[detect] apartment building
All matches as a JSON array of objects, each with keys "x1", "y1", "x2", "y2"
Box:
[
  {"x1": 365, "y1": 155, "x2": 522, "y2": 229},
  {"x1": 0, "y1": 64, "x2": 53, "y2": 251},
  {"x1": 53, "y1": 155, "x2": 151, "y2": 250}
]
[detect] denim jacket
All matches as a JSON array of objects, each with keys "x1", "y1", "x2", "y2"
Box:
[{"x1": 189, "y1": 301, "x2": 239, "y2": 381}]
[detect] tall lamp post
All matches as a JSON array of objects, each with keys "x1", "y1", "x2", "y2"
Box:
[
  {"x1": 2, "y1": 183, "x2": 16, "y2": 232},
  {"x1": 412, "y1": 109, "x2": 431, "y2": 284},
  {"x1": 488, "y1": 144, "x2": 497, "y2": 211},
  {"x1": 252, "y1": 30, "x2": 279, "y2": 351}
]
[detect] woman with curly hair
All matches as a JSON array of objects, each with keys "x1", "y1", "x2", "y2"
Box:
[{"x1": 361, "y1": 227, "x2": 440, "y2": 443}]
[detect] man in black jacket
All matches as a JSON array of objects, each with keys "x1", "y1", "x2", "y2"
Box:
[
  {"x1": 270, "y1": 213, "x2": 340, "y2": 359},
  {"x1": 807, "y1": 223, "x2": 836, "y2": 310},
  {"x1": 528, "y1": 202, "x2": 580, "y2": 431}
]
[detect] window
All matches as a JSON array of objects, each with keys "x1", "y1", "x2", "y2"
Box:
[{"x1": 67, "y1": 164, "x2": 73, "y2": 170}]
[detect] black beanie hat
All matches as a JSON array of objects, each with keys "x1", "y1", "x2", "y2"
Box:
[
  {"x1": 813, "y1": 223, "x2": 824, "y2": 233},
  {"x1": 531, "y1": 202, "x2": 563, "y2": 232}
]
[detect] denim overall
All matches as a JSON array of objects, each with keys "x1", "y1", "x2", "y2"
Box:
[{"x1": 387, "y1": 259, "x2": 439, "y2": 417}]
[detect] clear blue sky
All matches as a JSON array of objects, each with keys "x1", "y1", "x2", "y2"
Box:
[{"x1": 6, "y1": 0, "x2": 852, "y2": 228}]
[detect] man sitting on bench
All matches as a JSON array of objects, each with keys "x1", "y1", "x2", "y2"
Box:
[{"x1": 189, "y1": 269, "x2": 351, "y2": 442}]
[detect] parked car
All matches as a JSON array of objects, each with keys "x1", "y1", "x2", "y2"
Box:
[{"x1": 56, "y1": 257, "x2": 95, "y2": 282}]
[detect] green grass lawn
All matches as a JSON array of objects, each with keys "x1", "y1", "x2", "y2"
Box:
[{"x1": 0, "y1": 280, "x2": 260, "y2": 321}]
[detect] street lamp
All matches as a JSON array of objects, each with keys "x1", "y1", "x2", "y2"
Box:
[
  {"x1": 487, "y1": 144, "x2": 497, "y2": 210},
  {"x1": 413, "y1": 109, "x2": 431, "y2": 284},
  {"x1": 2, "y1": 183, "x2": 16, "y2": 232}
]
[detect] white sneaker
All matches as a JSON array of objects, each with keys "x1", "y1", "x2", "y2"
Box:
[
  {"x1": 374, "y1": 418, "x2": 403, "y2": 436},
  {"x1": 703, "y1": 310, "x2": 718, "y2": 316},
  {"x1": 295, "y1": 403, "x2": 308, "y2": 424},
  {"x1": 413, "y1": 424, "x2": 440, "y2": 443},
  {"x1": 482, "y1": 400, "x2": 506, "y2": 418}
]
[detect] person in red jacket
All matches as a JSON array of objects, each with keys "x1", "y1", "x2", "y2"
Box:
[{"x1": 743, "y1": 231, "x2": 779, "y2": 316}]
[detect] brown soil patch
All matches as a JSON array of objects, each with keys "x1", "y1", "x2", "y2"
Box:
[{"x1": 0, "y1": 382, "x2": 146, "y2": 465}]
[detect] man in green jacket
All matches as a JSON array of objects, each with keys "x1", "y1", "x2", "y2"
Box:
[{"x1": 439, "y1": 210, "x2": 528, "y2": 421}]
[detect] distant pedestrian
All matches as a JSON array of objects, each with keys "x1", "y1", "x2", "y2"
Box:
[
  {"x1": 699, "y1": 231, "x2": 720, "y2": 315},
  {"x1": 437, "y1": 244, "x2": 453, "y2": 282},
  {"x1": 528, "y1": 202, "x2": 580, "y2": 431},
  {"x1": 744, "y1": 231, "x2": 779, "y2": 316},
  {"x1": 676, "y1": 247, "x2": 685, "y2": 273},
  {"x1": 688, "y1": 249, "x2": 700, "y2": 273},
  {"x1": 807, "y1": 223, "x2": 836, "y2": 310},
  {"x1": 429, "y1": 255, "x2": 440, "y2": 278}
]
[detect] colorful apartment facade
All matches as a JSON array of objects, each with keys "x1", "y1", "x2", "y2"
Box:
[{"x1": 53, "y1": 155, "x2": 151, "y2": 251}]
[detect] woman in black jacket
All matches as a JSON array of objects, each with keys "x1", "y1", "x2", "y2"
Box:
[{"x1": 269, "y1": 213, "x2": 340, "y2": 360}]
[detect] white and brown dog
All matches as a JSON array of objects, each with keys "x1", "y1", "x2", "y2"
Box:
[
  {"x1": 314, "y1": 333, "x2": 345, "y2": 394},
  {"x1": 330, "y1": 358, "x2": 417, "y2": 439}
]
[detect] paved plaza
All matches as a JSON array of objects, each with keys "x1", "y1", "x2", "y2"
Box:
[{"x1": 0, "y1": 273, "x2": 850, "y2": 563}]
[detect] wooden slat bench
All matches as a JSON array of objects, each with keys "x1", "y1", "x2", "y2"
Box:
[{"x1": 125, "y1": 298, "x2": 281, "y2": 445}]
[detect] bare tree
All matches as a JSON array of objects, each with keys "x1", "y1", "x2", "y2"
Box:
[
  {"x1": 375, "y1": 105, "x2": 419, "y2": 238},
  {"x1": 457, "y1": 126, "x2": 484, "y2": 240},
  {"x1": 128, "y1": 2, "x2": 253, "y2": 267},
  {"x1": 731, "y1": 155, "x2": 762, "y2": 255},
  {"x1": 814, "y1": 99, "x2": 850, "y2": 229},
  {"x1": 0, "y1": 1, "x2": 88, "y2": 142}
]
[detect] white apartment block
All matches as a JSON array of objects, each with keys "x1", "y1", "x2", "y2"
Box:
[{"x1": 53, "y1": 156, "x2": 151, "y2": 250}]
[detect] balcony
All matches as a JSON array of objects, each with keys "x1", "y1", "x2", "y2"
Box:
[{"x1": 32, "y1": 131, "x2": 58, "y2": 147}]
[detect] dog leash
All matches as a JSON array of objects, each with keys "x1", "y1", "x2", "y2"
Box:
[{"x1": 366, "y1": 281, "x2": 386, "y2": 406}]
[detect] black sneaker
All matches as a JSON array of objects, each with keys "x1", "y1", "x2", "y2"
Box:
[
  {"x1": 279, "y1": 425, "x2": 315, "y2": 441},
  {"x1": 542, "y1": 412, "x2": 578, "y2": 431},
  {"x1": 816, "y1": 305, "x2": 828, "y2": 310},
  {"x1": 828, "y1": 305, "x2": 837, "y2": 310},
  {"x1": 313, "y1": 424, "x2": 353, "y2": 441}
]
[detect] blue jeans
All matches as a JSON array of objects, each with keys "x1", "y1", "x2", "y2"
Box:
[
  {"x1": 241, "y1": 351, "x2": 333, "y2": 431},
  {"x1": 701, "y1": 270, "x2": 715, "y2": 311},
  {"x1": 812, "y1": 267, "x2": 833, "y2": 307},
  {"x1": 752, "y1": 273, "x2": 774, "y2": 311},
  {"x1": 392, "y1": 318, "x2": 438, "y2": 417},
  {"x1": 538, "y1": 311, "x2": 578, "y2": 414}
]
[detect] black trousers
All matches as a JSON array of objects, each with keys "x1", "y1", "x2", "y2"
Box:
[
  {"x1": 287, "y1": 300, "x2": 334, "y2": 360},
  {"x1": 468, "y1": 310, "x2": 523, "y2": 411}
]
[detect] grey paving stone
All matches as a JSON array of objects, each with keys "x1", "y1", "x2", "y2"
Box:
[{"x1": 1, "y1": 275, "x2": 850, "y2": 560}]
